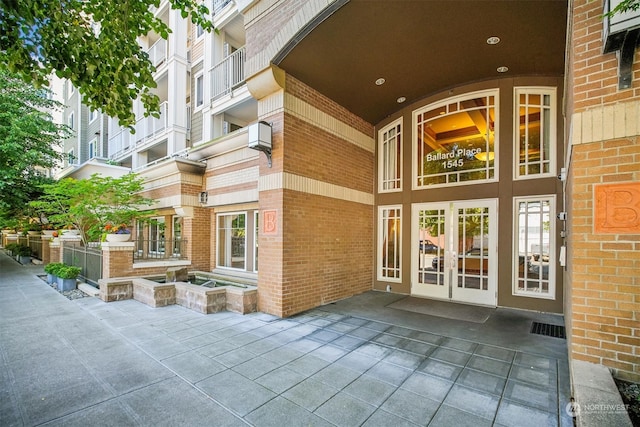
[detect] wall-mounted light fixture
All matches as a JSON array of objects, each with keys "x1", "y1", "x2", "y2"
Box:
[
  {"x1": 199, "y1": 191, "x2": 208, "y2": 204},
  {"x1": 248, "y1": 121, "x2": 273, "y2": 168}
]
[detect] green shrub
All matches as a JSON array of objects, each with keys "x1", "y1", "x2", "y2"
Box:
[
  {"x1": 5, "y1": 242, "x2": 19, "y2": 253},
  {"x1": 14, "y1": 245, "x2": 31, "y2": 256},
  {"x1": 44, "y1": 262, "x2": 64, "y2": 275},
  {"x1": 56, "y1": 265, "x2": 81, "y2": 279}
]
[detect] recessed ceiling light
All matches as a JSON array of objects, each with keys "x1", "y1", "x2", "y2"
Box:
[
  {"x1": 375, "y1": 78, "x2": 385, "y2": 86},
  {"x1": 487, "y1": 36, "x2": 501, "y2": 45},
  {"x1": 397, "y1": 96, "x2": 406, "y2": 103},
  {"x1": 497, "y1": 66, "x2": 509, "y2": 73}
]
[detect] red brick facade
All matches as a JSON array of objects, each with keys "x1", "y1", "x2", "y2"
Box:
[{"x1": 566, "y1": 0, "x2": 640, "y2": 382}]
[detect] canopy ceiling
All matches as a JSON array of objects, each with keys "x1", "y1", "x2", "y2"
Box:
[{"x1": 276, "y1": 0, "x2": 568, "y2": 125}]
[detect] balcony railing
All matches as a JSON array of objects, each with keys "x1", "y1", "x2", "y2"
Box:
[
  {"x1": 108, "y1": 128, "x2": 133, "y2": 159},
  {"x1": 147, "y1": 38, "x2": 167, "y2": 68},
  {"x1": 213, "y1": 0, "x2": 231, "y2": 15},
  {"x1": 210, "y1": 46, "x2": 245, "y2": 101},
  {"x1": 135, "y1": 101, "x2": 168, "y2": 145},
  {"x1": 134, "y1": 238, "x2": 188, "y2": 261}
]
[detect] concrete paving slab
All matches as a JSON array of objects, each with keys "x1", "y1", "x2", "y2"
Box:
[{"x1": 0, "y1": 251, "x2": 582, "y2": 426}]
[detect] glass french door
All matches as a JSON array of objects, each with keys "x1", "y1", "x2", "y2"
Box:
[{"x1": 412, "y1": 199, "x2": 497, "y2": 306}]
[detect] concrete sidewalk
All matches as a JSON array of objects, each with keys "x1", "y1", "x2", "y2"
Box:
[{"x1": 1, "y1": 252, "x2": 574, "y2": 426}]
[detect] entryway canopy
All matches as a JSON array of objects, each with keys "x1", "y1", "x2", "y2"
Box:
[{"x1": 276, "y1": 0, "x2": 568, "y2": 124}]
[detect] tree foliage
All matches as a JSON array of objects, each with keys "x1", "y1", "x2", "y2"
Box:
[
  {"x1": 0, "y1": 68, "x2": 66, "y2": 217},
  {"x1": 29, "y1": 173, "x2": 155, "y2": 244},
  {"x1": 607, "y1": 0, "x2": 640, "y2": 16},
  {"x1": 0, "y1": 0, "x2": 214, "y2": 128}
]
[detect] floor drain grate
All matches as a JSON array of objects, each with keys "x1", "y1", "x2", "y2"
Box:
[{"x1": 530, "y1": 322, "x2": 566, "y2": 339}]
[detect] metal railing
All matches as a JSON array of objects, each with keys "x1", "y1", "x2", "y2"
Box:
[
  {"x1": 213, "y1": 0, "x2": 231, "y2": 15},
  {"x1": 134, "y1": 239, "x2": 188, "y2": 261},
  {"x1": 28, "y1": 236, "x2": 43, "y2": 260},
  {"x1": 135, "y1": 101, "x2": 168, "y2": 145},
  {"x1": 210, "y1": 46, "x2": 246, "y2": 101},
  {"x1": 62, "y1": 243, "x2": 103, "y2": 287},
  {"x1": 109, "y1": 103, "x2": 168, "y2": 156},
  {"x1": 147, "y1": 38, "x2": 167, "y2": 68}
]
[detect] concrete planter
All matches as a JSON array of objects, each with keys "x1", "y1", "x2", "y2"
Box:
[
  {"x1": 57, "y1": 277, "x2": 77, "y2": 291},
  {"x1": 106, "y1": 233, "x2": 131, "y2": 242},
  {"x1": 47, "y1": 273, "x2": 57, "y2": 284},
  {"x1": 19, "y1": 256, "x2": 31, "y2": 265}
]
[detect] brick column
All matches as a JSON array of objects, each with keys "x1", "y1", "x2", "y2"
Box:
[
  {"x1": 49, "y1": 239, "x2": 61, "y2": 264},
  {"x1": 101, "y1": 242, "x2": 135, "y2": 279}
]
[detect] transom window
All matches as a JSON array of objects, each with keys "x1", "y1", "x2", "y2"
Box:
[
  {"x1": 515, "y1": 87, "x2": 556, "y2": 179},
  {"x1": 414, "y1": 90, "x2": 497, "y2": 188},
  {"x1": 378, "y1": 119, "x2": 402, "y2": 192}
]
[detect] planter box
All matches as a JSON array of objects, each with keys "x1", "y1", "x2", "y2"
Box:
[
  {"x1": 106, "y1": 233, "x2": 131, "y2": 242},
  {"x1": 57, "y1": 277, "x2": 77, "y2": 291},
  {"x1": 47, "y1": 273, "x2": 57, "y2": 284},
  {"x1": 19, "y1": 256, "x2": 31, "y2": 265}
]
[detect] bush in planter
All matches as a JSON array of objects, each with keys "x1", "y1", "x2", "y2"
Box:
[
  {"x1": 56, "y1": 265, "x2": 81, "y2": 291},
  {"x1": 15, "y1": 245, "x2": 32, "y2": 264},
  {"x1": 44, "y1": 262, "x2": 64, "y2": 284},
  {"x1": 5, "y1": 242, "x2": 19, "y2": 256}
]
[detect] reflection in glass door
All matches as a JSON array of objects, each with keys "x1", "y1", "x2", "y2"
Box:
[{"x1": 412, "y1": 200, "x2": 497, "y2": 306}]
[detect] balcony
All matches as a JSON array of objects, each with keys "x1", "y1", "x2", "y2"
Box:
[
  {"x1": 213, "y1": 0, "x2": 232, "y2": 15},
  {"x1": 210, "y1": 46, "x2": 245, "y2": 101},
  {"x1": 147, "y1": 38, "x2": 168, "y2": 68},
  {"x1": 109, "y1": 102, "x2": 168, "y2": 158},
  {"x1": 135, "y1": 101, "x2": 168, "y2": 145}
]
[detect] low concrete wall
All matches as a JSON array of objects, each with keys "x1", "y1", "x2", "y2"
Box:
[
  {"x1": 99, "y1": 276, "x2": 257, "y2": 315},
  {"x1": 175, "y1": 282, "x2": 227, "y2": 314},
  {"x1": 132, "y1": 278, "x2": 176, "y2": 308}
]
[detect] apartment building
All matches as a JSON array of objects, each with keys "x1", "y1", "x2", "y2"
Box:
[{"x1": 52, "y1": 0, "x2": 638, "y2": 382}]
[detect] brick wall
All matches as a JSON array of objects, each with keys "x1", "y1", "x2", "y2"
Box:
[
  {"x1": 567, "y1": 0, "x2": 640, "y2": 382},
  {"x1": 256, "y1": 75, "x2": 375, "y2": 317}
]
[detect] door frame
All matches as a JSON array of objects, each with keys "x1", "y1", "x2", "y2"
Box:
[{"x1": 411, "y1": 198, "x2": 498, "y2": 307}]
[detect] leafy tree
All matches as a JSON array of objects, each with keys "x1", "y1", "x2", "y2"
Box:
[
  {"x1": 0, "y1": 69, "x2": 66, "y2": 218},
  {"x1": 606, "y1": 0, "x2": 640, "y2": 16},
  {"x1": 30, "y1": 173, "x2": 155, "y2": 244},
  {"x1": 0, "y1": 0, "x2": 215, "y2": 128}
]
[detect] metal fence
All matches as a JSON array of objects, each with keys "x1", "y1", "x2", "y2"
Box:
[
  {"x1": 28, "y1": 237, "x2": 43, "y2": 260},
  {"x1": 62, "y1": 243, "x2": 103, "y2": 287},
  {"x1": 134, "y1": 239, "x2": 188, "y2": 261}
]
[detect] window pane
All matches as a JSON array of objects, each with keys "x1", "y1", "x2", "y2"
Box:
[
  {"x1": 217, "y1": 213, "x2": 246, "y2": 269},
  {"x1": 380, "y1": 121, "x2": 402, "y2": 191},
  {"x1": 515, "y1": 198, "x2": 552, "y2": 297},
  {"x1": 380, "y1": 208, "x2": 401, "y2": 280},
  {"x1": 516, "y1": 88, "x2": 555, "y2": 178},
  {"x1": 415, "y1": 92, "x2": 496, "y2": 187}
]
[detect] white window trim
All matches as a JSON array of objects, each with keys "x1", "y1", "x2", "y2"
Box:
[
  {"x1": 253, "y1": 211, "x2": 259, "y2": 273},
  {"x1": 194, "y1": 71, "x2": 204, "y2": 111},
  {"x1": 512, "y1": 195, "x2": 556, "y2": 300},
  {"x1": 216, "y1": 211, "x2": 247, "y2": 272},
  {"x1": 412, "y1": 89, "x2": 499, "y2": 190},
  {"x1": 196, "y1": 24, "x2": 204, "y2": 39},
  {"x1": 89, "y1": 109, "x2": 98, "y2": 124},
  {"x1": 513, "y1": 87, "x2": 557, "y2": 181},
  {"x1": 68, "y1": 111, "x2": 74, "y2": 130},
  {"x1": 377, "y1": 205, "x2": 402, "y2": 283},
  {"x1": 378, "y1": 118, "x2": 403, "y2": 193},
  {"x1": 88, "y1": 137, "x2": 98, "y2": 159},
  {"x1": 67, "y1": 148, "x2": 75, "y2": 166}
]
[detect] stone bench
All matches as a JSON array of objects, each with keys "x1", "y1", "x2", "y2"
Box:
[{"x1": 132, "y1": 278, "x2": 175, "y2": 308}]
